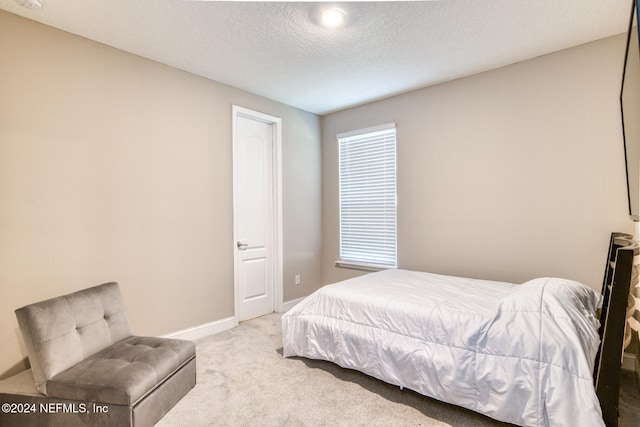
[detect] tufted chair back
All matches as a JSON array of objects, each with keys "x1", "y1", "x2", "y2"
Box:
[{"x1": 15, "y1": 282, "x2": 132, "y2": 394}]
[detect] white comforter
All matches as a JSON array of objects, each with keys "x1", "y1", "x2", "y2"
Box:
[{"x1": 282, "y1": 269, "x2": 603, "y2": 427}]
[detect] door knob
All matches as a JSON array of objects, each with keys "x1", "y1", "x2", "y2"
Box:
[{"x1": 237, "y1": 241, "x2": 249, "y2": 250}]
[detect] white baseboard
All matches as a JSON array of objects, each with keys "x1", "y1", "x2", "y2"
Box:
[
  {"x1": 622, "y1": 352, "x2": 637, "y2": 371},
  {"x1": 161, "y1": 316, "x2": 236, "y2": 341},
  {"x1": 160, "y1": 317, "x2": 640, "y2": 373},
  {"x1": 281, "y1": 297, "x2": 305, "y2": 313},
  {"x1": 164, "y1": 298, "x2": 307, "y2": 341}
]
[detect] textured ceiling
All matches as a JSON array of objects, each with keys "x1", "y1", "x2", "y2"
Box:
[{"x1": 0, "y1": 0, "x2": 633, "y2": 115}]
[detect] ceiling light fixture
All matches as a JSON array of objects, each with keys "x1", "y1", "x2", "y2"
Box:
[
  {"x1": 321, "y1": 8, "x2": 345, "y2": 28},
  {"x1": 14, "y1": 0, "x2": 42, "y2": 9}
]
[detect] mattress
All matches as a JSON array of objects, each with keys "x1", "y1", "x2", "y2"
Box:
[{"x1": 282, "y1": 269, "x2": 603, "y2": 427}]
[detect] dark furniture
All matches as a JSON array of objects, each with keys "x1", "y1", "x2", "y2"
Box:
[{"x1": 594, "y1": 232, "x2": 638, "y2": 427}]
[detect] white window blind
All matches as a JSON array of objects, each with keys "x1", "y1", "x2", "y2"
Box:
[{"x1": 338, "y1": 123, "x2": 397, "y2": 269}]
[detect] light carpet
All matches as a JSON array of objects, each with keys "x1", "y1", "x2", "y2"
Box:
[{"x1": 157, "y1": 313, "x2": 640, "y2": 427}]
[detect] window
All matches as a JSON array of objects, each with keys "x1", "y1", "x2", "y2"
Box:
[{"x1": 337, "y1": 123, "x2": 397, "y2": 269}]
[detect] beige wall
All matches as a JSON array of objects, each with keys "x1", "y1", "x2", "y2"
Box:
[
  {"x1": 322, "y1": 34, "x2": 635, "y2": 288},
  {"x1": 0, "y1": 11, "x2": 322, "y2": 378}
]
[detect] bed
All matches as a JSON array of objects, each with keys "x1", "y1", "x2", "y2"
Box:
[{"x1": 282, "y1": 232, "x2": 637, "y2": 427}]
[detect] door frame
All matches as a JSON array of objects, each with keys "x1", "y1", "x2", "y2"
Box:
[{"x1": 232, "y1": 105, "x2": 283, "y2": 326}]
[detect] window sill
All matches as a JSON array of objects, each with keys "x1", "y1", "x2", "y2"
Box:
[{"x1": 335, "y1": 260, "x2": 396, "y2": 272}]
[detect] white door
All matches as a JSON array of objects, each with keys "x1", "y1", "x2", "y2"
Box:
[{"x1": 233, "y1": 106, "x2": 282, "y2": 322}]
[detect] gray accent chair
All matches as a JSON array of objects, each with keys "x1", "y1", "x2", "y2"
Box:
[{"x1": 0, "y1": 282, "x2": 196, "y2": 427}]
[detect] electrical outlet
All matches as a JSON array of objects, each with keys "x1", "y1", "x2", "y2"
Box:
[{"x1": 295, "y1": 274, "x2": 301, "y2": 285}]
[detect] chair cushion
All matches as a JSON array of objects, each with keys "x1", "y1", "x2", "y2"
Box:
[{"x1": 45, "y1": 336, "x2": 196, "y2": 406}]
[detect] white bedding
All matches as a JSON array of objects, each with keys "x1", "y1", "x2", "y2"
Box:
[{"x1": 282, "y1": 269, "x2": 604, "y2": 427}]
